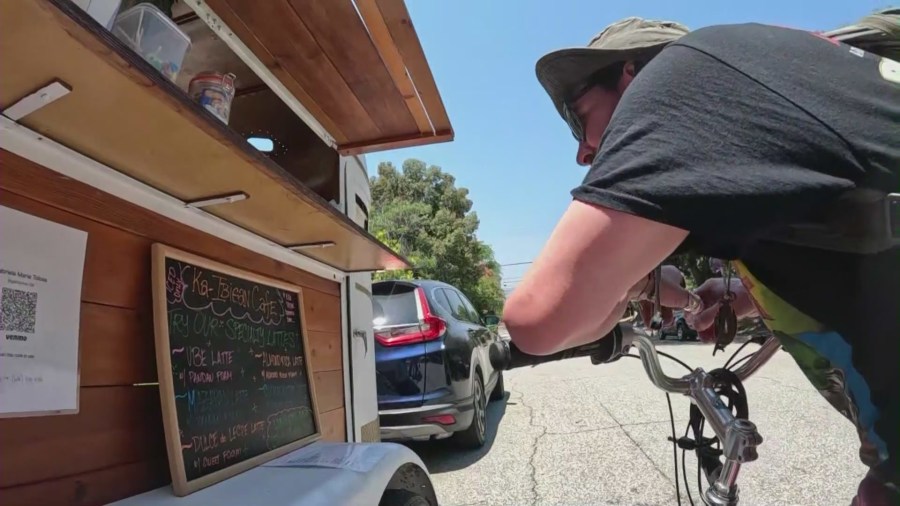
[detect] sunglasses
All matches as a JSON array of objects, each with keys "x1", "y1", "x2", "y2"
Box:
[
  {"x1": 560, "y1": 61, "x2": 644, "y2": 144},
  {"x1": 562, "y1": 79, "x2": 595, "y2": 143},
  {"x1": 562, "y1": 102, "x2": 585, "y2": 143}
]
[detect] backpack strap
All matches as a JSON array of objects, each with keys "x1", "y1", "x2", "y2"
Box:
[{"x1": 763, "y1": 189, "x2": 900, "y2": 254}]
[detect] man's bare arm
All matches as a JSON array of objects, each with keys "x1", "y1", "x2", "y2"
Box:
[{"x1": 503, "y1": 200, "x2": 688, "y2": 355}]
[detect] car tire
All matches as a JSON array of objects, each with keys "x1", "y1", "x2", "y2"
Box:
[
  {"x1": 489, "y1": 371, "x2": 505, "y2": 402},
  {"x1": 379, "y1": 489, "x2": 433, "y2": 506},
  {"x1": 453, "y1": 373, "x2": 487, "y2": 449},
  {"x1": 677, "y1": 324, "x2": 685, "y2": 341}
]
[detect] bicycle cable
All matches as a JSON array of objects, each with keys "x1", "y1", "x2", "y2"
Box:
[
  {"x1": 623, "y1": 335, "x2": 768, "y2": 506},
  {"x1": 623, "y1": 351, "x2": 694, "y2": 505},
  {"x1": 724, "y1": 339, "x2": 753, "y2": 369}
]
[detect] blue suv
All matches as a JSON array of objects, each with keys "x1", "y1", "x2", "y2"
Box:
[{"x1": 372, "y1": 279, "x2": 505, "y2": 449}]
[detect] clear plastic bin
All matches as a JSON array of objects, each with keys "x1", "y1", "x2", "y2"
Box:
[
  {"x1": 112, "y1": 3, "x2": 191, "y2": 82},
  {"x1": 71, "y1": 0, "x2": 122, "y2": 30}
]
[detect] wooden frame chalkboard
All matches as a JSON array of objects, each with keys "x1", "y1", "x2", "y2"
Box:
[{"x1": 151, "y1": 244, "x2": 321, "y2": 496}]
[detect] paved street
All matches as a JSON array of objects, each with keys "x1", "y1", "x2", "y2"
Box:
[{"x1": 407, "y1": 341, "x2": 868, "y2": 506}]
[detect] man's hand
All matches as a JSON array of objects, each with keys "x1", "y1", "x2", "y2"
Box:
[
  {"x1": 633, "y1": 265, "x2": 693, "y2": 328},
  {"x1": 684, "y1": 278, "x2": 758, "y2": 342}
]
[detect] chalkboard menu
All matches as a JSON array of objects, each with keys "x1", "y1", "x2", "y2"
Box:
[{"x1": 151, "y1": 244, "x2": 320, "y2": 496}]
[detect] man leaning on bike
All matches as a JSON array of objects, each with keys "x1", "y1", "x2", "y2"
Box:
[{"x1": 504, "y1": 11, "x2": 899, "y2": 506}]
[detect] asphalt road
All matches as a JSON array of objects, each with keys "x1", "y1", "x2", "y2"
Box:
[{"x1": 406, "y1": 340, "x2": 868, "y2": 506}]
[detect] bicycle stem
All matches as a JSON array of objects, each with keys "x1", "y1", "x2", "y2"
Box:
[{"x1": 690, "y1": 373, "x2": 764, "y2": 505}]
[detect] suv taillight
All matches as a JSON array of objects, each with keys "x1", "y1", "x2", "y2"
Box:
[{"x1": 374, "y1": 287, "x2": 446, "y2": 347}]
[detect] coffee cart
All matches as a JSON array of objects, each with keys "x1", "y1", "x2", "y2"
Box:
[{"x1": 0, "y1": 1, "x2": 453, "y2": 504}]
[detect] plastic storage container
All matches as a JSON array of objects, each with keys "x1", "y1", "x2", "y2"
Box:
[
  {"x1": 188, "y1": 72, "x2": 237, "y2": 125},
  {"x1": 72, "y1": 0, "x2": 122, "y2": 30},
  {"x1": 112, "y1": 3, "x2": 191, "y2": 82}
]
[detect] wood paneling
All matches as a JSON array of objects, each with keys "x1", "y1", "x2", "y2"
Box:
[
  {"x1": 320, "y1": 408, "x2": 347, "y2": 442},
  {"x1": 0, "y1": 387, "x2": 165, "y2": 489},
  {"x1": 79, "y1": 307, "x2": 344, "y2": 387},
  {"x1": 0, "y1": 151, "x2": 339, "y2": 297},
  {"x1": 313, "y1": 370, "x2": 345, "y2": 413},
  {"x1": 82, "y1": 227, "x2": 151, "y2": 308},
  {"x1": 0, "y1": 0, "x2": 408, "y2": 271},
  {"x1": 285, "y1": 0, "x2": 415, "y2": 136},
  {"x1": 354, "y1": 0, "x2": 433, "y2": 134},
  {"x1": 304, "y1": 290, "x2": 342, "y2": 334},
  {"x1": 80, "y1": 303, "x2": 156, "y2": 386},
  {"x1": 0, "y1": 152, "x2": 347, "y2": 504},
  {"x1": 370, "y1": 0, "x2": 452, "y2": 134},
  {"x1": 308, "y1": 331, "x2": 343, "y2": 373},
  {"x1": 220, "y1": 0, "x2": 380, "y2": 140},
  {"x1": 338, "y1": 130, "x2": 455, "y2": 156},
  {"x1": 199, "y1": 0, "x2": 454, "y2": 153},
  {"x1": 0, "y1": 459, "x2": 169, "y2": 506},
  {"x1": 196, "y1": 0, "x2": 348, "y2": 145}
]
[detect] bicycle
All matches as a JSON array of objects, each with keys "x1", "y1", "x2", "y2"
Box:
[{"x1": 490, "y1": 318, "x2": 780, "y2": 506}]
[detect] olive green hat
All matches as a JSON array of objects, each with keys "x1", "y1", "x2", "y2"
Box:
[{"x1": 536, "y1": 17, "x2": 690, "y2": 120}]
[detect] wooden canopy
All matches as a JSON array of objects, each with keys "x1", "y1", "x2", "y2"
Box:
[
  {"x1": 192, "y1": 0, "x2": 454, "y2": 155},
  {"x1": 0, "y1": 0, "x2": 431, "y2": 272}
]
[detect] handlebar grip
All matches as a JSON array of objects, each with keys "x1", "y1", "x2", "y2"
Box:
[{"x1": 490, "y1": 324, "x2": 634, "y2": 370}]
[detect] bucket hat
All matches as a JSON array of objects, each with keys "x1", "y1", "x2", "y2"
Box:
[{"x1": 536, "y1": 17, "x2": 690, "y2": 122}]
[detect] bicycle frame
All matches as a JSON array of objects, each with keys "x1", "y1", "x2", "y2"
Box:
[{"x1": 629, "y1": 324, "x2": 781, "y2": 506}]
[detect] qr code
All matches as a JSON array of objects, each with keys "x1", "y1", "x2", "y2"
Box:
[{"x1": 0, "y1": 287, "x2": 38, "y2": 333}]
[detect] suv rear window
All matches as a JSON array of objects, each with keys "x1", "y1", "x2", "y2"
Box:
[{"x1": 372, "y1": 283, "x2": 419, "y2": 326}]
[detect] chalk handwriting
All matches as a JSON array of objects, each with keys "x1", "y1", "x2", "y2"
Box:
[
  {"x1": 165, "y1": 265, "x2": 188, "y2": 304},
  {"x1": 163, "y1": 256, "x2": 313, "y2": 481},
  {"x1": 266, "y1": 407, "x2": 314, "y2": 450},
  {"x1": 173, "y1": 262, "x2": 290, "y2": 326}
]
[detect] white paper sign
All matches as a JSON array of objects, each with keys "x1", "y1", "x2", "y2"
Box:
[
  {"x1": 262, "y1": 442, "x2": 385, "y2": 473},
  {"x1": 0, "y1": 205, "x2": 87, "y2": 416}
]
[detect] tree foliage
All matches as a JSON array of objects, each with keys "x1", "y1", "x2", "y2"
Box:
[
  {"x1": 370, "y1": 159, "x2": 505, "y2": 315},
  {"x1": 666, "y1": 251, "x2": 716, "y2": 289}
]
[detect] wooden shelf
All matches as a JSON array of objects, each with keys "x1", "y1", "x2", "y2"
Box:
[
  {"x1": 0, "y1": 0, "x2": 410, "y2": 273},
  {"x1": 199, "y1": 0, "x2": 454, "y2": 155}
]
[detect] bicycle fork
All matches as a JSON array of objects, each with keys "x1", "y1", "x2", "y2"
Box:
[{"x1": 690, "y1": 372, "x2": 764, "y2": 505}]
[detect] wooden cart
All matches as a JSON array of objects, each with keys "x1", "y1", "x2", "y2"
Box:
[{"x1": 0, "y1": 1, "x2": 453, "y2": 504}]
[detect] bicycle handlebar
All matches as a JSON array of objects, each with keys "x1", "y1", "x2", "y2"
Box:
[
  {"x1": 630, "y1": 324, "x2": 782, "y2": 389},
  {"x1": 631, "y1": 327, "x2": 692, "y2": 393}
]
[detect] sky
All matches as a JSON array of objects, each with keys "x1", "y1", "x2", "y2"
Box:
[{"x1": 363, "y1": 0, "x2": 893, "y2": 293}]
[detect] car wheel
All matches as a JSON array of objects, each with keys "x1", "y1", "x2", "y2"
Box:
[
  {"x1": 677, "y1": 324, "x2": 685, "y2": 341},
  {"x1": 454, "y1": 374, "x2": 487, "y2": 449},
  {"x1": 489, "y1": 371, "x2": 505, "y2": 402},
  {"x1": 379, "y1": 489, "x2": 433, "y2": 506}
]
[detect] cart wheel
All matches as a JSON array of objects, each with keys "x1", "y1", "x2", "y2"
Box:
[{"x1": 380, "y1": 489, "x2": 433, "y2": 506}]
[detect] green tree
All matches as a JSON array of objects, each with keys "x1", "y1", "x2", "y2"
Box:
[
  {"x1": 370, "y1": 159, "x2": 505, "y2": 316},
  {"x1": 666, "y1": 251, "x2": 716, "y2": 289}
]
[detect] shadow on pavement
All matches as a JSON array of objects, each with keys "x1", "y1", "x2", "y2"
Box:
[
  {"x1": 403, "y1": 392, "x2": 509, "y2": 474},
  {"x1": 651, "y1": 333, "x2": 761, "y2": 347}
]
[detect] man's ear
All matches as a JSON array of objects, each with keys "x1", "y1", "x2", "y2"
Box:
[{"x1": 617, "y1": 61, "x2": 638, "y2": 93}]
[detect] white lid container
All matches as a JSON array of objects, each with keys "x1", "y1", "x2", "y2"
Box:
[
  {"x1": 112, "y1": 3, "x2": 191, "y2": 82},
  {"x1": 71, "y1": 0, "x2": 122, "y2": 30}
]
